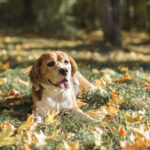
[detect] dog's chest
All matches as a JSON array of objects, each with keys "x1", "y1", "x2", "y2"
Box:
[{"x1": 35, "y1": 89, "x2": 74, "y2": 117}]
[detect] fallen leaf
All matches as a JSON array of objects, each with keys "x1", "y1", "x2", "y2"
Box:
[
  {"x1": 121, "y1": 111, "x2": 147, "y2": 123},
  {"x1": 77, "y1": 101, "x2": 87, "y2": 108},
  {"x1": 45, "y1": 111, "x2": 59, "y2": 125},
  {"x1": 102, "y1": 74, "x2": 112, "y2": 83},
  {"x1": 118, "y1": 125, "x2": 126, "y2": 137},
  {"x1": 95, "y1": 79, "x2": 106, "y2": 88},
  {"x1": 46, "y1": 129, "x2": 60, "y2": 141},
  {"x1": 0, "y1": 78, "x2": 7, "y2": 86},
  {"x1": 4, "y1": 89, "x2": 21, "y2": 101},
  {"x1": 16, "y1": 78, "x2": 29, "y2": 87},
  {"x1": 0, "y1": 62, "x2": 10, "y2": 71},
  {"x1": 101, "y1": 105, "x2": 119, "y2": 116},
  {"x1": 120, "y1": 67, "x2": 128, "y2": 72},
  {"x1": 21, "y1": 66, "x2": 32, "y2": 73},
  {"x1": 92, "y1": 69, "x2": 99, "y2": 74},
  {"x1": 122, "y1": 137, "x2": 150, "y2": 150},
  {"x1": 18, "y1": 114, "x2": 37, "y2": 134},
  {"x1": 93, "y1": 127, "x2": 103, "y2": 146},
  {"x1": 86, "y1": 109, "x2": 106, "y2": 120},
  {"x1": 113, "y1": 73, "x2": 131, "y2": 83},
  {"x1": 0, "y1": 123, "x2": 18, "y2": 147},
  {"x1": 63, "y1": 132, "x2": 75, "y2": 140},
  {"x1": 0, "y1": 90, "x2": 4, "y2": 96},
  {"x1": 59, "y1": 141, "x2": 80, "y2": 150}
]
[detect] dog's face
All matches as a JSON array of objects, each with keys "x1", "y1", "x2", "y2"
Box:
[{"x1": 30, "y1": 51, "x2": 77, "y2": 90}]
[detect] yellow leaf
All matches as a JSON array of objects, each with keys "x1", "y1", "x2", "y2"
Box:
[
  {"x1": 108, "y1": 97, "x2": 125, "y2": 106},
  {"x1": 16, "y1": 78, "x2": 29, "y2": 87},
  {"x1": 120, "y1": 67, "x2": 128, "y2": 72},
  {"x1": 92, "y1": 69, "x2": 99, "y2": 74},
  {"x1": 121, "y1": 111, "x2": 147, "y2": 123},
  {"x1": 102, "y1": 74, "x2": 112, "y2": 83},
  {"x1": 95, "y1": 79, "x2": 106, "y2": 88},
  {"x1": 113, "y1": 73, "x2": 131, "y2": 83},
  {"x1": 86, "y1": 109, "x2": 106, "y2": 120},
  {"x1": 0, "y1": 123, "x2": 18, "y2": 147},
  {"x1": 18, "y1": 114, "x2": 36, "y2": 133},
  {"x1": 0, "y1": 62, "x2": 10, "y2": 71},
  {"x1": 4, "y1": 89, "x2": 21, "y2": 101},
  {"x1": 93, "y1": 127, "x2": 103, "y2": 146},
  {"x1": 118, "y1": 125, "x2": 126, "y2": 137},
  {"x1": 20, "y1": 144, "x2": 32, "y2": 150},
  {"x1": 0, "y1": 78, "x2": 7, "y2": 86},
  {"x1": 59, "y1": 141, "x2": 80, "y2": 150},
  {"x1": 46, "y1": 129, "x2": 60, "y2": 141},
  {"x1": 122, "y1": 137, "x2": 150, "y2": 150},
  {"x1": 101, "y1": 105, "x2": 119, "y2": 116},
  {"x1": 45, "y1": 111, "x2": 59, "y2": 125},
  {"x1": 77, "y1": 101, "x2": 87, "y2": 108},
  {"x1": 21, "y1": 66, "x2": 32, "y2": 73}
]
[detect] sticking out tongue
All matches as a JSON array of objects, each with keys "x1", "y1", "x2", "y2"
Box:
[{"x1": 57, "y1": 79, "x2": 69, "y2": 89}]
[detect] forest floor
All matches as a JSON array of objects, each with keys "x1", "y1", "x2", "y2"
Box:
[{"x1": 0, "y1": 30, "x2": 150, "y2": 150}]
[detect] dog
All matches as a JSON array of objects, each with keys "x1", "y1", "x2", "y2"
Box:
[{"x1": 29, "y1": 51, "x2": 96, "y2": 122}]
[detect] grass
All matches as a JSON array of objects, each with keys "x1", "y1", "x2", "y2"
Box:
[{"x1": 0, "y1": 30, "x2": 150, "y2": 149}]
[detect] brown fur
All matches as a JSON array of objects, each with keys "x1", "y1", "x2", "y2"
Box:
[{"x1": 29, "y1": 51, "x2": 93, "y2": 107}]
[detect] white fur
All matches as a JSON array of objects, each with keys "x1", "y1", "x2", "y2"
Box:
[{"x1": 34, "y1": 75, "x2": 95, "y2": 121}]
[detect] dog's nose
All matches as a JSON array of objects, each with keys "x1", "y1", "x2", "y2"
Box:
[{"x1": 59, "y1": 68, "x2": 68, "y2": 76}]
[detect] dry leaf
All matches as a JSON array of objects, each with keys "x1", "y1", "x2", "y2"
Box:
[
  {"x1": 0, "y1": 62, "x2": 10, "y2": 71},
  {"x1": 16, "y1": 78, "x2": 29, "y2": 87},
  {"x1": 93, "y1": 127, "x2": 103, "y2": 146},
  {"x1": 102, "y1": 74, "x2": 112, "y2": 83},
  {"x1": 45, "y1": 111, "x2": 59, "y2": 125},
  {"x1": 86, "y1": 109, "x2": 106, "y2": 120},
  {"x1": 21, "y1": 66, "x2": 32, "y2": 73},
  {"x1": 121, "y1": 111, "x2": 147, "y2": 123},
  {"x1": 0, "y1": 90, "x2": 4, "y2": 96},
  {"x1": 120, "y1": 67, "x2": 128, "y2": 72},
  {"x1": 46, "y1": 129, "x2": 60, "y2": 141},
  {"x1": 95, "y1": 79, "x2": 106, "y2": 88},
  {"x1": 122, "y1": 137, "x2": 150, "y2": 150},
  {"x1": 101, "y1": 105, "x2": 119, "y2": 116},
  {"x1": 18, "y1": 114, "x2": 37, "y2": 133},
  {"x1": 4, "y1": 89, "x2": 21, "y2": 101},
  {"x1": 59, "y1": 141, "x2": 80, "y2": 150},
  {"x1": 92, "y1": 69, "x2": 100, "y2": 74},
  {"x1": 0, "y1": 123, "x2": 18, "y2": 147},
  {"x1": 118, "y1": 125, "x2": 126, "y2": 137},
  {"x1": 77, "y1": 101, "x2": 87, "y2": 108},
  {"x1": 113, "y1": 73, "x2": 131, "y2": 83},
  {"x1": 0, "y1": 78, "x2": 7, "y2": 86}
]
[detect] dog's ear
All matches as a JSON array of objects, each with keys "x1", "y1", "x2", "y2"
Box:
[
  {"x1": 29, "y1": 57, "x2": 42, "y2": 91},
  {"x1": 69, "y1": 56, "x2": 77, "y2": 76}
]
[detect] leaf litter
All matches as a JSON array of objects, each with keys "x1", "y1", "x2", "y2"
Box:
[{"x1": 0, "y1": 30, "x2": 150, "y2": 149}]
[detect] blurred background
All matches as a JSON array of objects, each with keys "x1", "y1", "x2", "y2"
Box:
[{"x1": 0, "y1": 0, "x2": 149, "y2": 48}]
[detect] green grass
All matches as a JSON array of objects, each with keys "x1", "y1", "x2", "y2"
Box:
[{"x1": 0, "y1": 31, "x2": 150, "y2": 149}]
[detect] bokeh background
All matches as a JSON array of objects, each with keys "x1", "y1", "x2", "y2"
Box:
[
  {"x1": 1, "y1": 1, "x2": 150, "y2": 150},
  {"x1": 0, "y1": 0, "x2": 149, "y2": 47}
]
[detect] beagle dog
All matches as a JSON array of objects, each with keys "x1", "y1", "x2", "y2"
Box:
[{"x1": 29, "y1": 51, "x2": 95, "y2": 121}]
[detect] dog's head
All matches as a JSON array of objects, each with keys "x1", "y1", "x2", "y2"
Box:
[{"x1": 29, "y1": 51, "x2": 77, "y2": 90}]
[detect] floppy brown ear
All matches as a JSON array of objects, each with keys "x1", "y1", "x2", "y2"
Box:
[
  {"x1": 69, "y1": 56, "x2": 77, "y2": 76},
  {"x1": 29, "y1": 57, "x2": 42, "y2": 91}
]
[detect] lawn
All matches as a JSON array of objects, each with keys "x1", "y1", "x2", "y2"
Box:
[{"x1": 0, "y1": 30, "x2": 150, "y2": 150}]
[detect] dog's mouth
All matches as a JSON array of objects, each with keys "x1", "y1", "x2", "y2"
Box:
[{"x1": 48, "y1": 78, "x2": 69, "y2": 89}]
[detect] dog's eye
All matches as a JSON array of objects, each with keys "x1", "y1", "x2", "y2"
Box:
[
  {"x1": 47, "y1": 61, "x2": 55, "y2": 67},
  {"x1": 64, "y1": 60, "x2": 69, "y2": 64}
]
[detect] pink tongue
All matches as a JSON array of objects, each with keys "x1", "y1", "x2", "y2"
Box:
[{"x1": 58, "y1": 81, "x2": 69, "y2": 89}]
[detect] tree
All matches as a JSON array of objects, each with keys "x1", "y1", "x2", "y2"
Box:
[{"x1": 100, "y1": 0, "x2": 122, "y2": 47}]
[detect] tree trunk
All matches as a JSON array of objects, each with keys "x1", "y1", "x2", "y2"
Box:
[
  {"x1": 147, "y1": 5, "x2": 150, "y2": 40},
  {"x1": 100, "y1": 0, "x2": 122, "y2": 47}
]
